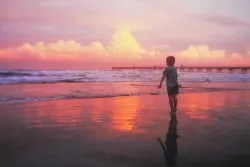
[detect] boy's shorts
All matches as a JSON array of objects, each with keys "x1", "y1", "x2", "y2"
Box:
[{"x1": 167, "y1": 84, "x2": 179, "y2": 95}]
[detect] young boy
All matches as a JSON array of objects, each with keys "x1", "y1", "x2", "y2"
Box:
[{"x1": 158, "y1": 56, "x2": 179, "y2": 112}]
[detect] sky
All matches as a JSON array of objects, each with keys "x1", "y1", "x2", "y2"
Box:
[{"x1": 1, "y1": 0, "x2": 250, "y2": 69}]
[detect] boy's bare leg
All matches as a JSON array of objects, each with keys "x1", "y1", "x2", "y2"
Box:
[
  {"x1": 173, "y1": 95, "x2": 178, "y2": 111},
  {"x1": 168, "y1": 96, "x2": 175, "y2": 112}
]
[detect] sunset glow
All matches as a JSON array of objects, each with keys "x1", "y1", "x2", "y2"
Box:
[{"x1": 1, "y1": 0, "x2": 250, "y2": 69}]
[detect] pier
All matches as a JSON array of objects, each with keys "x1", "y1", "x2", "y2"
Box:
[{"x1": 111, "y1": 66, "x2": 250, "y2": 74}]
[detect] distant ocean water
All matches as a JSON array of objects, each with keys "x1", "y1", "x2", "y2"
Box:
[
  {"x1": 0, "y1": 70, "x2": 250, "y2": 104},
  {"x1": 0, "y1": 70, "x2": 250, "y2": 84}
]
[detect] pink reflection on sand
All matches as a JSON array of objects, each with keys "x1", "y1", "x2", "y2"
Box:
[
  {"x1": 111, "y1": 97, "x2": 140, "y2": 132},
  {"x1": 90, "y1": 101, "x2": 105, "y2": 123},
  {"x1": 24, "y1": 100, "x2": 83, "y2": 127},
  {"x1": 180, "y1": 90, "x2": 249, "y2": 120},
  {"x1": 181, "y1": 94, "x2": 211, "y2": 120}
]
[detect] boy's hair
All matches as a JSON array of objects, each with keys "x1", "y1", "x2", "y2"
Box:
[{"x1": 166, "y1": 56, "x2": 175, "y2": 66}]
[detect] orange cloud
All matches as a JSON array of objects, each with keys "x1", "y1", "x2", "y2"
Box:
[
  {"x1": 0, "y1": 29, "x2": 152, "y2": 62},
  {"x1": 0, "y1": 29, "x2": 249, "y2": 69}
]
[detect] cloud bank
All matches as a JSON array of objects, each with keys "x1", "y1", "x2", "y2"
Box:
[{"x1": 0, "y1": 29, "x2": 249, "y2": 69}]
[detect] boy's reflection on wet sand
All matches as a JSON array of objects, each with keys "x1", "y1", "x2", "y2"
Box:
[{"x1": 158, "y1": 112, "x2": 178, "y2": 166}]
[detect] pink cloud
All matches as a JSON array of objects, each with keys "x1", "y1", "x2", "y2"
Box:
[
  {"x1": 0, "y1": 29, "x2": 156, "y2": 69},
  {"x1": 0, "y1": 29, "x2": 250, "y2": 70},
  {"x1": 175, "y1": 45, "x2": 250, "y2": 66}
]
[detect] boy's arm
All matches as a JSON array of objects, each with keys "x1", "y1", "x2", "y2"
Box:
[{"x1": 158, "y1": 74, "x2": 166, "y2": 89}]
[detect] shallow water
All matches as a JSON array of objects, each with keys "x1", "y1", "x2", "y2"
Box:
[
  {"x1": 0, "y1": 91, "x2": 250, "y2": 167},
  {"x1": 1, "y1": 82, "x2": 250, "y2": 105}
]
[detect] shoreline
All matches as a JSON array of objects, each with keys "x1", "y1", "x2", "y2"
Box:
[{"x1": 1, "y1": 82, "x2": 250, "y2": 105}]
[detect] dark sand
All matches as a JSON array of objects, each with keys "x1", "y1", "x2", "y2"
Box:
[{"x1": 1, "y1": 90, "x2": 250, "y2": 167}]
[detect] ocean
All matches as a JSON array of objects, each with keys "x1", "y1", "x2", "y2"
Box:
[{"x1": 1, "y1": 70, "x2": 250, "y2": 104}]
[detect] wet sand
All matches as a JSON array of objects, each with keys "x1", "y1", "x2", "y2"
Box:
[{"x1": 1, "y1": 90, "x2": 250, "y2": 167}]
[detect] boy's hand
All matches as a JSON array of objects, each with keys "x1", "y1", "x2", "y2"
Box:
[
  {"x1": 157, "y1": 84, "x2": 162, "y2": 89},
  {"x1": 179, "y1": 84, "x2": 182, "y2": 88}
]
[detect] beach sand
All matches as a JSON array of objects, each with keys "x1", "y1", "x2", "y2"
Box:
[{"x1": 1, "y1": 87, "x2": 250, "y2": 167}]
